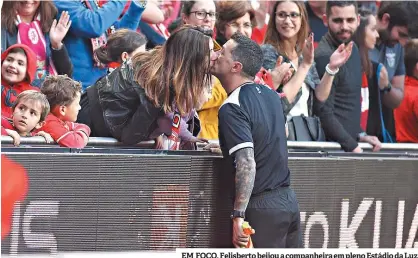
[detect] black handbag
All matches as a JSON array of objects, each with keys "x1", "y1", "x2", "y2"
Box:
[{"x1": 287, "y1": 114, "x2": 326, "y2": 142}]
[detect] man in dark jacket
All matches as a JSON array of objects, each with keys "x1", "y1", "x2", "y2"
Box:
[{"x1": 314, "y1": 1, "x2": 381, "y2": 152}]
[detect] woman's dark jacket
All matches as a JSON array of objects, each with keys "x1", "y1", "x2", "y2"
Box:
[{"x1": 84, "y1": 62, "x2": 165, "y2": 145}]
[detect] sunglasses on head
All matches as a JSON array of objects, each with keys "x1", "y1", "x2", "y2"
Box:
[{"x1": 213, "y1": 39, "x2": 222, "y2": 52}]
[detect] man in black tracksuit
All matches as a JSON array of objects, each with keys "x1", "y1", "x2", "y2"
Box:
[
  {"x1": 314, "y1": 1, "x2": 381, "y2": 152},
  {"x1": 211, "y1": 33, "x2": 301, "y2": 248}
]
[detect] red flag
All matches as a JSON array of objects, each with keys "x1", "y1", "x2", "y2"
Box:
[{"x1": 1, "y1": 155, "x2": 28, "y2": 239}]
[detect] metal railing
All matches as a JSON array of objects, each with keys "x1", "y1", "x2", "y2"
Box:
[{"x1": 2, "y1": 136, "x2": 418, "y2": 152}]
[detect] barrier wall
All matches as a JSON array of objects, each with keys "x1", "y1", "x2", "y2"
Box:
[{"x1": 1, "y1": 140, "x2": 418, "y2": 254}]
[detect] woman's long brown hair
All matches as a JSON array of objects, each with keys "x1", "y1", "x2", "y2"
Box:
[
  {"x1": 1, "y1": 1, "x2": 57, "y2": 35},
  {"x1": 353, "y1": 9, "x2": 374, "y2": 78},
  {"x1": 264, "y1": 1, "x2": 309, "y2": 57},
  {"x1": 132, "y1": 25, "x2": 212, "y2": 115}
]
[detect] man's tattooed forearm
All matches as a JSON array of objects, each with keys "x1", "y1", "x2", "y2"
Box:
[{"x1": 234, "y1": 147, "x2": 256, "y2": 212}]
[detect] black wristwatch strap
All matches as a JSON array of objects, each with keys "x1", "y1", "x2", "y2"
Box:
[
  {"x1": 380, "y1": 82, "x2": 392, "y2": 94},
  {"x1": 230, "y1": 210, "x2": 245, "y2": 219}
]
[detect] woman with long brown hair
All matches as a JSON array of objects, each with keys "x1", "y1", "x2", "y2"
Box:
[
  {"x1": 262, "y1": 1, "x2": 352, "y2": 129},
  {"x1": 353, "y1": 8, "x2": 392, "y2": 142},
  {"x1": 77, "y1": 26, "x2": 217, "y2": 145},
  {"x1": 1, "y1": 0, "x2": 73, "y2": 87}
]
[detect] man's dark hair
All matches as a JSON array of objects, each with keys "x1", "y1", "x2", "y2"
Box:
[
  {"x1": 230, "y1": 33, "x2": 262, "y2": 78},
  {"x1": 377, "y1": 1, "x2": 418, "y2": 38},
  {"x1": 326, "y1": 1, "x2": 358, "y2": 17}
]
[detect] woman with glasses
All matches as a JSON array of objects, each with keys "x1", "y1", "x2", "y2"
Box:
[
  {"x1": 215, "y1": 1, "x2": 255, "y2": 46},
  {"x1": 261, "y1": 1, "x2": 353, "y2": 140},
  {"x1": 181, "y1": 0, "x2": 217, "y2": 31},
  {"x1": 77, "y1": 26, "x2": 215, "y2": 146}
]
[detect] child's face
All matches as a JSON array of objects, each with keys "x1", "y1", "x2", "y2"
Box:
[
  {"x1": 12, "y1": 99, "x2": 43, "y2": 135},
  {"x1": 62, "y1": 92, "x2": 81, "y2": 122},
  {"x1": 1, "y1": 52, "x2": 27, "y2": 84}
]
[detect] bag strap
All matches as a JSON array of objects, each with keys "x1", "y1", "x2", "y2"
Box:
[
  {"x1": 376, "y1": 63, "x2": 394, "y2": 143},
  {"x1": 301, "y1": 115, "x2": 319, "y2": 141}
]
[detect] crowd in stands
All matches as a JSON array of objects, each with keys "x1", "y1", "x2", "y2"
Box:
[{"x1": 1, "y1": 0, "x2": 418, "y2": 152}]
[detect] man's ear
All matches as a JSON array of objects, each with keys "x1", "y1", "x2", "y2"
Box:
[
  {"x1": 381, "y1": 13, "x2": 390, "y2": 29},
  {"x1": 231, "y1": 61, "x2": 243, "y2": 74},
  {"x1": 34, "y1": 121, "x2": 45, "y2": 130},
  {"x1": 322, "y1": 14, "x2": 328, "y2": 27}
]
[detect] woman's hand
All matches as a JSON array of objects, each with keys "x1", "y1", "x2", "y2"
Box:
[
  {"x1": 154, "y1": 135, "x2": 164, "y2": 149},
  {"x1": 49, "y1": 11, "x2": 72, "y2": 50},
  {"x1": 270, "y1": 56, "x2": 293, "y2": 90},
  {"x1": 302, "y1": 33, "x2": 315, "y2": 66}
]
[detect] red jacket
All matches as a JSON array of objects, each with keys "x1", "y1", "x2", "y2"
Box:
[
  {"x1": 1, "y1": 116, "x2": 15, "y2": 135},
  {"x1": 1, "y1": 116, "x2": 34, "y2": 136},
  {"x1": 394, "y1": 76, "x2": 418, "y2": 143},
  {"x1": 35, "y1": 114, "x2": 91, "y2": 148},
  {"x1": 1, "y1": 44, "x2": 39, "y2": 118}
]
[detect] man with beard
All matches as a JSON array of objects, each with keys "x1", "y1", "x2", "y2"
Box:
[
  {"x1": 314, "y1": 1, "x2": 381, "y2": 153},
  {"x1": 369, "y1": 1, "x2": 418, "y2": 142}
]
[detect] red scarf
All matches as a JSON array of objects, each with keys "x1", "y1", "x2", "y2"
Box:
[
  {"x1": 360, "y1": 72, "x2": 369, "y2": 131},
  {"x1": 82, "y1": 0, "x2": 116, "y2": 67},
  {"x1": 16, "y1": 14, "x2": 57, "y2": 80}
]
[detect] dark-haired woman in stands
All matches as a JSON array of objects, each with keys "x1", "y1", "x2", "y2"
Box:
[
  {"x1": 77, "y1": 26, "x2": 218, "y2": 146},
  {"x1": 353, "y1": 8, "x2": 391, "y2": 142},
  {"x1": 93, "y1": 29, "x2": 147, "y2": 74}
]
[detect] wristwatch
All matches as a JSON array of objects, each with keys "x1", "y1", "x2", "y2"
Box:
[
  {"x1": 380, "y1": 82, "x2": 392, "y2": 94},
  {"x1": 230, "y1": 210, "x2": 245, "y2": 219},
  {"x1": 357, "y1": 132, "x2": 367, "y2": 141}
]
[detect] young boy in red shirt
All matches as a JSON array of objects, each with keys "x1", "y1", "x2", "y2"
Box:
[
  {"x1": 36, "y1": 75, "x2": 91, "y2": 148},
  {"x1": 1, "y1": 44, "x2": 39, "y2": 118},
  {"x1": 1, "y1": 90, "x2": 52, "y2": 146}
]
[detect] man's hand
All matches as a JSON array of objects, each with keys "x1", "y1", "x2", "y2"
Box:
[
  {"x1": 359, "y1": 135, "x2": 382, "y2": 152},
  {"x1": 35, "y1": 131, "x2": 54, "y2": 143},
  {"x1": 378, "y1": 66, "x2": 390, "y2": 90},
  {"x1": 329, "y1": 42, "x2": 353, "y2": 71},
  {"x1": 352, "y1": 146, "x2": 363, "y2": 153},
  {"x1": 5, "y1": 129, "x2": 21, "y2": 146},
  {"x1": 232, "y1": 217, "x2": 249, "y2": 248}
]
